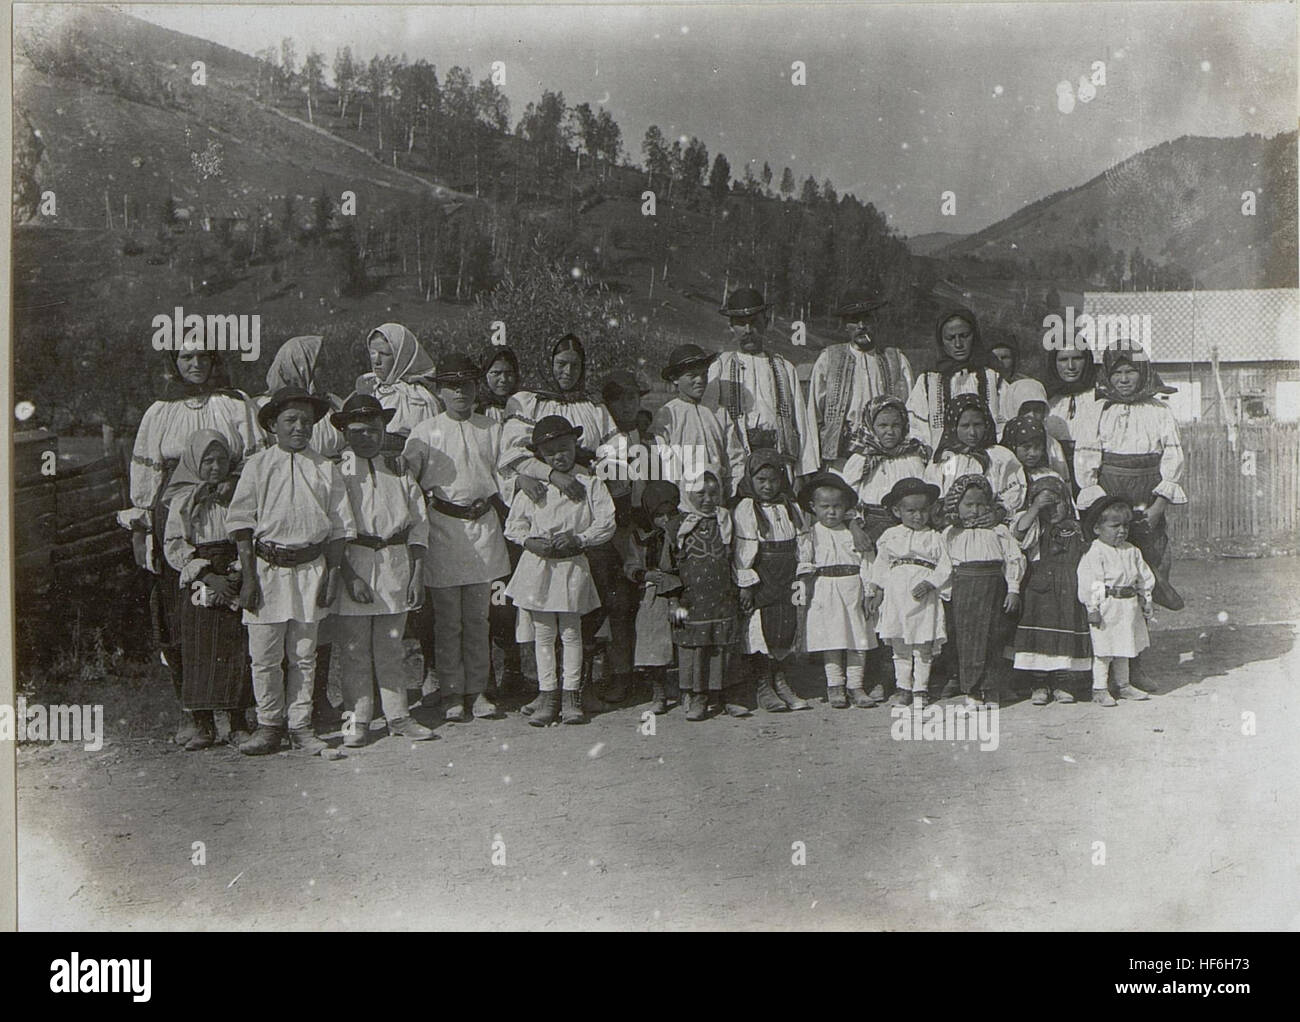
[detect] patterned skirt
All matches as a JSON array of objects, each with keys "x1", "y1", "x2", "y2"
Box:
[
  {"x1": 952, "y1": 560, "x2": 1010, "y2": 696},
  {"x1": 178, "y1": 542, "x2": 251, "y2": 711}
]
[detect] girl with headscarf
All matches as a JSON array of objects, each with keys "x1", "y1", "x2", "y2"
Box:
[
  {"x1": 355, "y1": 323, "x2": 444, "y2": 440},
  {"x1": 940, "y1": 473, "x2": 1026, "y2": 711},
  {"x1": 162, "y1": 430, "x2": 252, "y2": 750},
  {"x1": 256, "y1": 336, "x2": 345, "y2": 457},
  {"x1": 477, "y1": 345, "x2": 520, "y2": 425},
  {"x1": 839, "y1": 395, "x2": 931, "y2": 542},
  {"x1": 1044, "y1": 340, "x2": 1102, "y2": 486},
  {"x1": 731, "y1": 450, "x2": 812, "y2": 713},
  {"x1": 926, "y1": 393, "x2": 1026, "y2": 514},
  {"x1": 1075, "y1": 347, "x2": 1186, "y2": 611},
  {"x1": 906, "y1": 307, "x2": 1008, "y2": 450},
  {"x1": 499, "y1": 334, "x2": 629, "y2": 708},
  {"x1": 118, "y1": 346, "x2": 262, "y2": 745},
  {"x1": 1010, "y1": 475, "x2": 1092, "y2": 705}
]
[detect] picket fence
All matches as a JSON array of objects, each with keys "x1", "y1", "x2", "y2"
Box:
[{"x1": 1175, "y1": 422, "x2": 1300, "y2": 542}]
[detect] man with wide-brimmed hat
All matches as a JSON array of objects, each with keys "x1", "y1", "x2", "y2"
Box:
[
  {"x1": 652, "y1": 342, "x2": 746, "y2": 497},
  {"x1": 703, "y1": 287, "x2": 818, "y2": 481},
  {"x1": 402, "y1": 352, "x2": 513, "y2": 722},
  {"x1": 807, "y1": 287, "x2": 915, "y2": 474}
]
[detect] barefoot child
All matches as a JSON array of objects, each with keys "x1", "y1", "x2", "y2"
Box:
[
  {"x1": 941, "y1": 474, "x2": 1025, "y2": 711},
  {"x1": 228, "y1": 387, "x2": 357, "y2": 756},
  {"x1": 1077, "y1": 496, "x2": 1156, "y2": 707},
  {"x1": 503, "y1": 415, "x2": 616, "y2": 726},
  {"x1": 865, "y1": 478, "x2": 951, "y2": 709},
  {"x1": 732, "y1": 450, "x2": 812, "y2": 713},
  {"x1": 163, "y1": 430, "x2": 251, "y2": 749},
  {"x1": 1011, "y1": 475, "x2": 1091, "y2": 705},
  {"x1": 328, "y1": 395, "x2": 436, "y2": 746},
  {"x1": 797, "y1": 473, "x2": 879, "y2": 709},
  {"x1": 675, "y1": 472, "x2": 745, "y2": 720},
  {"x1": 625, "y1": 481, "x2": 684, "y2": 715}
]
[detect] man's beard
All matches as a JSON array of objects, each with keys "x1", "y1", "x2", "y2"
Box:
[{"x1": 851, "y1": 330, "x2": 876, "y2": 350}]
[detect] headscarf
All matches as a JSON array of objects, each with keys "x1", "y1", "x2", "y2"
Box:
[
  {"x1": 162, "y1": 429, "x2": 239, "y2": 519},
  {"x1": 846, "y1": 395, "x2": 931, "y2": 476},
  {"x1": 1045, "y1": 339, "x2": 1097, "y2": 398},
  {"x1": 1001, "y1": 414, "x2": 1046, "y2": 451},
  {"x1": 1026, "y1": 474, "x2": 1080, "y2": 550},
  {"x1": 477, "y1": 345, "x2": 520, "y2": 412},
  {"x1": 932, "y1": 307, "x2": 995, "y2": 403},
  {"x1": 160, "y1": 348, "x2": 240, "y2": 401},
  {"x1": 931, "y1": 392, "x2": 996, "y2": 472},
  {"x1": 678, "y1": 471, "x2": 732, "y2": 545},
  {"x1": 367, "y1": 323, "x2": 436, "y2": 388},
  {"x1": 1095, "y1": 347, "x2": 1174, "y2": 407},
  {"x1": 733, "y1": 449, "x2": 800, "y2": 539},
  {"x1": 265, "y1": 335, "x2": 324, "y2": 394},
  {"x1": 941, "y1": 472, "x2": 1004, "y2": 527},
  {"x1": 534, "y1": 333, "x2": 588, "y2": 403},
  {"x1": 988, "y1": 333, "x2": 1021, "y2": 382}
]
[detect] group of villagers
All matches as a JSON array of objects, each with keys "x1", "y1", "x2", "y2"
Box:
[{"x1": 118, "y1": 286, "x2": 1185, "y2": 756}]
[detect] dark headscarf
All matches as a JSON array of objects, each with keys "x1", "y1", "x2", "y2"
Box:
[
  {"x1": 846, "y1": 395, "x2": 931, "y2": 476},
  {"x1": 1045, "y1": 341, "x2": 1097, "y2": 398},
  {"x1": 931, "y1": 307, "x2": 996, "y2": 422},
  {"x1": 733, "y1": 449, "x2": 800, "y2": 539},
  {"x1": 534, "y1": 333, "x2": 588, "y2": 403},
  {"x1": 931, "y1": 392, "x2": 996, "y2": 472},
  {"x1": 941, "y1": 472, "x2": 1004, "y2": 528},
  {"x1": 161, "y1": 348, "x2": 241, "y2": 401},
  {"x1": 1001, "y1": 414, "x2": 1046, "y2": 450},
  {"x1": 1096, "y1": 347, "x2": 1175, "y2": 407},
  {"x1": 477, "y1": 345, "x2": 520, "y2": 413}
]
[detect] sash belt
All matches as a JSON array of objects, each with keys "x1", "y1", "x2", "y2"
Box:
[
  {"x1": 255, "y1": 540, "x2": 324, "y2": 567},
  {"x1": 350, "y1": 526, "x2": 412, "y2": 550},
  {"x1": 427, "y1": 493, "x2": 495, "y2": 521},
  {"x1": 891, "y1": 556, "x2": 936, "y2": 570},
  {"x1": 816, "y1": 564, "x2": 861, "y2": 578},
  {"x1": 1105, "y1": 585, "x2": 1138, "y2": 599}
]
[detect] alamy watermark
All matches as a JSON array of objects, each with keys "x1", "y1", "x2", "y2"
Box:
[
  {"x1": 151, "y1": 306, "x2": 261, "y2": 362},
  {"x1": 1, "y1": 699, "x2": 105, "y2": 751},
  {"x1": 890, "y1": 704, "x2": 999, "y2": 751},
  {"x1": 1042, "y1": 307, "x2": 1151, "y2": 354}
]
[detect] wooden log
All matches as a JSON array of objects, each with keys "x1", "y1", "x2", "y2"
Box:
[
  {"x1": 56, "y1": 513, "x2": 121, "y2": 544},
  {"x1": 53, "y1": 546, "x2": 134, "y2": 579},
  {"x1": 55, "y1": 480, "x2": 126, "y2": 524},
  {"x1": 56, "y1": 457, "x2": 123, "y2": 485},
  {"x1": 14, "y1": 431, "x2": 57, "y2": 488},
  {"x1": 51, "y1": 530, "x2": 131, "y2": 564}
]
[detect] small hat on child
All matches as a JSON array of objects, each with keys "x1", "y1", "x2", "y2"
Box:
[
  {"x1": 527, "y1": 414, "x2": 584, "y2": 452},
  {"x1": 661, "y1": 343, "x2": 719, "y2": 381},
  {"x1": 433, "y1": 352, "x2": 482, "y2": 385},
  {"x1": 881, "y1": 476, "x2": 940, "y2": 508},
  {"x1": 797, "y1": 471, "x2": 859, "y2": 512},
  {"x1": 330, "y1": 393, "x2": 397, "y2": 431},
  {"x1": 259, "y1": 386, "x2": 332, "y2": 433},
  {"x1": 601, "y1": 370, "x2": 649, "y2": 402}
]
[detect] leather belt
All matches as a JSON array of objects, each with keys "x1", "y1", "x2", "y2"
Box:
[
  {"x1": 1105, "y1": 585, "x2": 1138, "y2": 599},
  {"x1": 816, "y1": 565, "x2": 861, "y2": 578},
  {"x1": 892, "y1": 556, "x2": 936, "y2": 570},
  {"x1": 426, "y1": 493, "x2": 495, "y2": 521},
  {"x1": 255, "y1": 540, "x2": 324, "y2": 567},
  {"x1": 350, "y1": 527, "x2": 412, "y2": 550}
]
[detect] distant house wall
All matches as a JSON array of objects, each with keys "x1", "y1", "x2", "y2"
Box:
[{"x1": 1154, "y1": 362, "x2": 1300, "y2": 423}]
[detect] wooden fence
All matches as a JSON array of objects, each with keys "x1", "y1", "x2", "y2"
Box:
[{"x1": 1175, "y1": 422, "x2": 1300, "y2": 542}]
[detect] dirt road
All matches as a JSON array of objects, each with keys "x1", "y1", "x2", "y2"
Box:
[{"x1": 16, "y1": 558, "x2": 1300, "y2": 930}]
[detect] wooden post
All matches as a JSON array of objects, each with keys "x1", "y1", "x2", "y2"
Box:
[{"x1": 101, "y1": 424, "x2": 115, "y2": 458}]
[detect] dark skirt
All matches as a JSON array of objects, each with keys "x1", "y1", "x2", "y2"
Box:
[
  {"x1": 952, "y1": 560, "x2": 1010, "y2": 696},
  {"x1": 1014, "y1": 538, "x2": 1092, "y2": 661},
  {"x1": 861, "y1": 504, "x2": 894, "y2": 546},
  {"x1": 675, "y1": 519, "x2": 738, "y2": 648},
  {"x1": 1098, "y1": 452, "x2": 1183, "y2": 610},
  {"x1": 752, "y1": 537, "x2": 798, "y2": 656},
  {"x1": 178, "y1": 543, "x2": 251, "y2": 711}
]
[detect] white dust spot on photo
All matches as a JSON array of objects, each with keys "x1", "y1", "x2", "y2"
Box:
[
  {"x1": 1063, "y1": 755, "x2": 1076, "y2": 764},
  {"x1": 1217, "y1": 612, "x2": 1229, "y2": 623},
  {"x1": 15, "y1": 401, "x2": 36, "y2": 421},
  {"x1": 1179, "y1": 652, "x2": 1195, "y2": 663}
]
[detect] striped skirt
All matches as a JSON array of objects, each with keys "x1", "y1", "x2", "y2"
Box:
[{"x1": 952, "y1": 560, "x2": 1010, "y2": 696}]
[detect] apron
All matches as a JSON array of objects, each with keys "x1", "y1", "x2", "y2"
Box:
[{"x1": 752, "y1": 537, "x2": 798, "y2": 656}]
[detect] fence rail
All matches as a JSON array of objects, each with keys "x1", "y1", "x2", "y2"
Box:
[{"x1": 1175, "y1": 422, "x2": 1300, "y2": 542}]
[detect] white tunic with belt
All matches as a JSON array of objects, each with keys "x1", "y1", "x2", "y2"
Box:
[
  {"x1": 798, "y1": 522, "x2": 877, "y2": 653},
  {"x1": 1077, "y1": 540, "x2": 1155, "y2": 658},
  {"x1": 402, "y1": 412, "x2": 511, "y2": 588},
  {"x1": 335, "y1": 455, "x2": 429, "y2": 616},
  {"x1": 866, "y1": 525, "x2": 953, "y2": 646}
]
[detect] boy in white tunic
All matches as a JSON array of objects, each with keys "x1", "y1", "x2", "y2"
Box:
[
  {"x1": 797, "y1": 473, "x2": 879, "y2": 709},
  {"x1": 504, "y1": 416, "x2": 616, "y2": 726},
  {"x1": 331, "y1": 395, "x2": 435, "y2": 746},
  {"x1": 228, "y1": 387, "x2": 357, "y2": 756},
  {"x1": 402, "y1": 353, "x2": 513, "y2": 722},
  {"x1": 652, "y1": 344, "x2": 747, "y2": 498},
  {"x1": 1077, "y1": 496, "x2": 1156, "y2": 707}
]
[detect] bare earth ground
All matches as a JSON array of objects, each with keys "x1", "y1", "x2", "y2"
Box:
[{"x1": 16, "y1": 558, "x2": 1300, "y2": 931}]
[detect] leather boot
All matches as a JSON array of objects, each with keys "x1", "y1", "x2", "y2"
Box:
[
  {"x1": 239, "y1": 724, "x2": 285, "y2": 756},
  {"x1": 756, "y1": 662, "x2": 789, "y2": 713},
  {"x1": 528, "y1": 690, "x2": 559, "y2": 727},
  {"x1": 520, "y1": 690, "x2": 544, "y2": 716},
  {"x1": 288, "y1": 728, "x2": 328, "y2": 755},
  {"x1": 772, "y1": 666, "x2": 811, "y2": 710},
  {"x1": 185, "y1": 711, "x2": 215, "y2": 750},
  {"x1": 561, "y1": 688, "x2": 587, "y2": 724},
  {"x1": 386, "y1": 716, "x2": 436, "y2": 741},
  {"x1": 827, "y1": 685, "x2": 848, "y2": 709},
  {"x1": 174, "y1": 710, "x2": 199, "y2": 746},
  {"x1": 685, "y1": 691, "x2": 707, "y2": 721},
  {"x1": 648, "y1": 674, "x2": 668, "y2": 715},
  {"x1": 602, "y1": 672, "x2": 630, "y2": 705},
  {"x1": 580, "y1": 654, "x2": 609, "y2": 712},
  {"x1": 472, "y1": 692, "x2": 501, "y2": 718}
]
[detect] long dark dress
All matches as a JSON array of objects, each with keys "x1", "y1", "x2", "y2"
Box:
[
  {"x1": 675, "y1": 517, "x2": 738, "y2": 648},
  {"x1": 177, "y1": 541, "x2": 251, "y2": 711}
]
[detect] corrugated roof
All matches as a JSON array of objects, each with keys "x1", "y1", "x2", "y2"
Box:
[{"x1": 1081, "y1": 289, "x2": 1300, "y2": 364}]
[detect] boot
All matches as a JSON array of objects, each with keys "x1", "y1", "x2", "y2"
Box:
[
  {"x1": 386, "y1": 716, "x2": 436, "y2": 741},
  {"x1": 1115, "y1": 684, "x2": 1150, "y2": 702},
  {"x1": 561, "y1": 688, "x2": 587, "y2": 725},
  {"x1": 343, "y1": 712, "x2": 369, "y2": 748},
  {"x1": 580, "y1": 655, "x2": 609, "y2": 712},
  {"x1": 185, "y1": 711, "x2": 216, "y2": 750},
  {"x1": 225, "y1": 709, "x2": 253, "y2": 747},
  {"x1": 723, "y1": 686, "x2": 752, "y2": 717},
  {"x1": 1031, "y1": 687, "x2": 1050, "y2": 706},
  {"x1": 648, "y1": 675, "x2": 669, "y2": 715},
  {"x1": 1052, "y1": 688, "x2": 1077, "y2": 704},
  {"x1": 849, "y1": 687, "x2": 876, "y2": 708},
  {"x1": 685, "y1": 691, "x2": 707, "y2": 721},
  {"x1": 520, "y1": 690, "x2": 545, "y2": 716},
  {"x1": 288, "y1": 728, "x2": 328, "y2": 755},
  {"x1": 756, "y1": 669, "x2": 789, "y2": 713},
  {"x1": 443, "y1": 693, "x2": 467, "y2": 723},
  {"x1": 865, "y1": 683, "x2": 886, "y2": 705},
  {"x1": 174, "y1": 709, "x2": 199, "y2": 747},
  {"x1": 472, "y1": 692, "x2": 501, "y2": 719},
  {"x1": 887, "y1": 689, "x2": 912, "y2": 708},
  {"x1": 239, "y1": 724, "x2": 285, "y2": 756},
  {"x1": 528, "y1": 690, "x2": 560, "y2": 727},
  {"x1": 772, "y1": 667, "x2": 811, "y2": 710},
  {"x1": 827, "y1": 685, "x2": 848, "y2": 709},
  {"x1": 1093, "y1": 688, "x2": 1118, "y2": 707},
  {"x1": 602, "y1": 672, "x2": 631, "y2": 705}
]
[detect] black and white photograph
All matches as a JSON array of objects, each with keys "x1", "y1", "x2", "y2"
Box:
[{"x1": 4, "y1": 0, "x2": 1298, "y2": 941}]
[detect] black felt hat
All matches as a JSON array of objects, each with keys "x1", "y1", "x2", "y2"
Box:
[
  {"x1": 330, "y1": 392, "x2": 396, "y2": 432},
  {"x1": 258, "y1": 386, "x2": 332, "y2": 433},
  {"x1": 1082, "y1": 494, "x2": 1134, "y2": 540},
  {"x1": 527, "y1": 414, "x2": 584, "y2": 452},
  {"x1": 433, "y1": 351, "x2": 482, "y2": 385},
  {"x1": 836, "y1": 288, "x2": 890, "y2": 318},
  {"x1": 661, "y1": 343, "x2": 719, "y2": 381},
  {"x1": 881, "y1": 476, "x2": 940, "y2": 509},
  {"x1": 601, "y1": 370, "x2": 650, "y2": 402},
  {"x1": 719, "y1": 287, "x2": 770, "y2": 318},
  {"x1": 798, "y1": 471, "x2": 860, "y2": 512}
]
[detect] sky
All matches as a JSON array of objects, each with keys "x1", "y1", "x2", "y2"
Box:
[{"x1": 123, "y1": 1, "x2": 1297, "y2": 236}]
